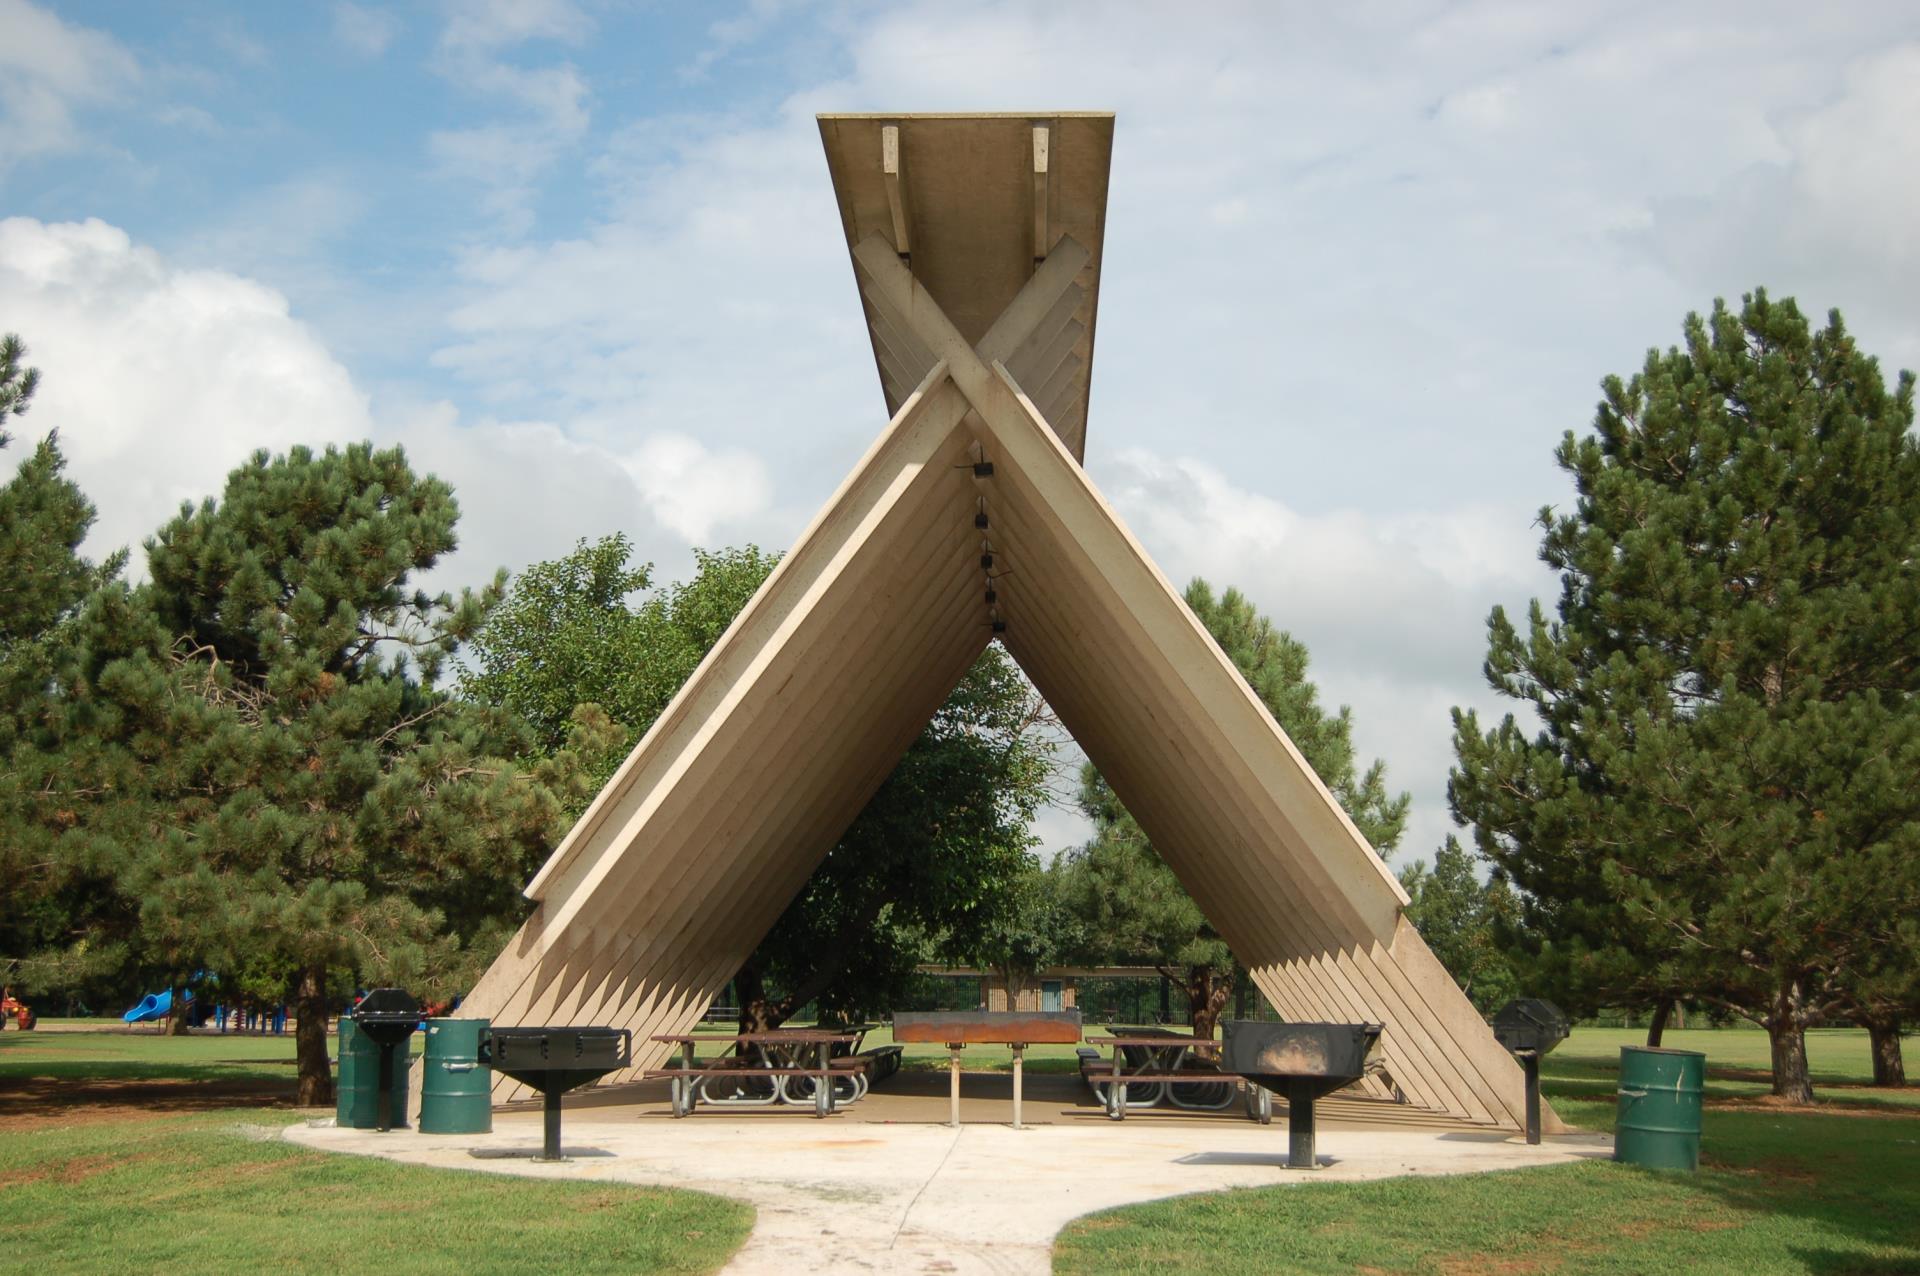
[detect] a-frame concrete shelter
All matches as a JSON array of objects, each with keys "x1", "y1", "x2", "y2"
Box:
[{"x1": 460, "y1": 113, "x2": 1557, "y2": 1134}]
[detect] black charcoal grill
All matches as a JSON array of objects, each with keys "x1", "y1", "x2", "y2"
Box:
[
  {"x1": 483, "y1": 1026, "x2": 632, "y2": 1161},
  {"x1": 1490, "y1": 998, "x2": 1568, "y2": 1144},
  {"x1": 349, "y1": 988, "x2": 421, "y2": 1132},
  {"x1": 1220, "y1": 1020, "x2": 1383, "y2": 1169}
]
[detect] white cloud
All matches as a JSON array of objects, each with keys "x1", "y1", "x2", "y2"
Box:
[
  {"x1": 617, "y1": 433, "x2": 773, "y2": 545},
  {"x1": 439, "y1": 0, "x2": 591, "y2": 55},
  {"x1": 0, "y1": 217, "x2": 771, "y2": 591},
  {"x1": 1642, "y1": 42, "x2": 1920, "y2": 369},
  {"x1": 0, "y1": 0, "x2": 140, "y2": 175},
  {"x1": 0, "y1": 216, "x2": 368, "y2": 558},
  {"x1": 332, "y1": 2, "x2": 401, "y2": 58}
]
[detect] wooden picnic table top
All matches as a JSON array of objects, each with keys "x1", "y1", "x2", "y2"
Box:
[
  {"x1": 651, "y1": 1031, "x2": 858, "y2": 1045},
  {"x1": 1088, "y1": 1035, "x2": 1220, "y2": 1049}
]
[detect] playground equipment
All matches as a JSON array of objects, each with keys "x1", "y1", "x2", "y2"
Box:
[
  {"x1": 122, "y1": 988, "x2": 185, "y2": 1024},
  {"x1": 0, "y1": 991, "x2": 34, "y2": 1030}
]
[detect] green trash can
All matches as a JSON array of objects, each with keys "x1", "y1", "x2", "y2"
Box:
[
  {"x1": 1616, "y1": 1045, "x2": 1705, "y2": 1171},
  {"x1": 335, "y1": 1017, "x2": 358, "y2": 1126},
  {"x1": 419, "y1": 1017, "x2": 492, "y2": 1134},
  {"x1": 336, "y1": 1015, "x2": 410, "y2": 1129}
]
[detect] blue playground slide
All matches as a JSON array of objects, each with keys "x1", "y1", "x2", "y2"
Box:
[{"x1": 122, "y1": 989, "x2": 186, "y2": 1023}]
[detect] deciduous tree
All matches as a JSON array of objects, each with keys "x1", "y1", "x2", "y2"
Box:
[{"x1": 461, "y1": 535, "x2": 776, "y2": 805}]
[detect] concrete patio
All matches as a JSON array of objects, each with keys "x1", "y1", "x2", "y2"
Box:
[{"x1": 286, "y1": 1073, "x2": 1610, "y2": 1274}]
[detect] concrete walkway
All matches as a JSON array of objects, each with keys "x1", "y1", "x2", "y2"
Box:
[{"x1": 287, "y1": 1094, "x2": 1610, "y2": 1274}]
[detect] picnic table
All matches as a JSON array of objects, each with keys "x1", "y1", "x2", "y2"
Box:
[
  {"x1": 1084, "y1": 1028, "x2": 1271, "y2": 1123},
  {"x1": 646, "y1": 1030, "x2": 862, "y2": 1118}
]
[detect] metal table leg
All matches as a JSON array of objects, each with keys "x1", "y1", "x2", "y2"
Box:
[
  {"x1": 1011, "y1": 1044, "x2": 1025, "y2": 1129},
  {"x1": 948, "y1": 1044, "x2": 963, "y2": 1128},
  {"x1": 675, "y1": 1040, "x2": 694, "y2": 1117}
]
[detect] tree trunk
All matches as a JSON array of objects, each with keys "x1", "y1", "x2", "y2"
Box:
[
  {"x1": 165, "y1": 995, "x2": 192, "y2": 1036},
  {"x1": 1868, "y1": 1021, "x2": 1906, "y2": 1088},
  {"x1": 1646, "y1": 998, "x2": 1674, "y2": 1048},
  {"x1": 734, "y1": 962, "x2": 781, "y2": 1037},
  {"x1": 1185, "y1": 966, "x2": 1233, "y2": 1043},
  {"x1": 294, "y1": 965, "x2": 333, "y2": 1107},
  {"x1": 1767, "y1": 982, "x2": 1815, "y2": 1103},
  {"x1": 1002, "y1": 967, "x2": 1030, "y2": 1012}
]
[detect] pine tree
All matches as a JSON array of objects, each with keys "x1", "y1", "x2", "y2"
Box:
[
  {"x1": 44, "y1": 443, "x2": 565, "y2": 1099},
  {"x1": 0, "y1": 336, "x2": 127, "y2": 1000},
  {"x1": 0, "y1": 333, "x2": 39, "y2": 424},
  {"x1": 1450, "y1": 292, "x2": 1920, "y2": 1101}
]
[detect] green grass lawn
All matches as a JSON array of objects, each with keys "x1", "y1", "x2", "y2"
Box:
[
  {"x1": 1544, "y1": 1026, "x2": 1920, "y2": 1110},
  {"x1": 10, "y1": 1022, "x2": 1917, "y2": 1273},
  {"x1": 0, "y1": 1022, "x2": 350, "y2": 1084},
  {"x1": 0, "y1": 1026, "x2": 751, "y2": 1274},
  {"x1": 0, "y1": 1111, "x2": 751, "y2": 1275},
  {"x1": 1055, "y1": 1026, "x2": 1920, "y2": 1275}
]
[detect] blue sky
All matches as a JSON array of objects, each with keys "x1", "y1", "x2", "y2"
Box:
[{"x1": 5, "y1": 0, "x2": 1919, "y2": 862}]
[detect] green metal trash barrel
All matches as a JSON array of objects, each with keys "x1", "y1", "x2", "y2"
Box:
[
  {"x1": 419, "y1": 1017, "x2": 492, "y2": 1134},
  {"x1": 335, "y1": 1017, "x2": 358, "y2": 1125},
  {"x1": 336, "y1": 1015, "x2": 410, "y2": 1129},
  {"x1": 1615, "y1": 1045, "x2": 1705, "y2": 1171}
]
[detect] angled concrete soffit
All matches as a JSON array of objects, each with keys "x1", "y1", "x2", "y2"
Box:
[{"x1": 459, "y1": 114, "x2": 1556, "y2": 1134}]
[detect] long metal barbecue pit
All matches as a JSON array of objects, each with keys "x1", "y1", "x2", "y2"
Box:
[
  {"x1": 1220, "y1": 1020, "x2": 1383, "y2": 1169},
  {"x1": 890, "y1": 1011, "x2": 1083, "y2": 1044},
  {"x1": 892, "y1": 1011, "x2": 1082, "y2": 1128},
  {"x1": 349, "y1": 988, "x2": 421, "y2": 1133},
  {"x1": 483, "y1": 1026, "x2": 632, "y2": 1161}
]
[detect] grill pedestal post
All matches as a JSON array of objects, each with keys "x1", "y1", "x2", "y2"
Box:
[
  {"x1": 538, "y1": 1085, "x2": 564, "y2": 1162},
  {"x1": 1521, "y1": 1052, "x2": 1542, "y2": 1145},
  {"x1": 376, "y1": 1043, "x2": 397, "y2": 1132},
  {"x1": 1286, "y1": 1078, "x2": 1318, "y2": 1169}
]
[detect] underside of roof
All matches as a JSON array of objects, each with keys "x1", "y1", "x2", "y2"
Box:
[
  {"x1": 455, "y1": 114, "x2": 1554, "y2": 1134},
  {"x1": 820, "y1": 112, "x2": 1111, "y2": 461}
]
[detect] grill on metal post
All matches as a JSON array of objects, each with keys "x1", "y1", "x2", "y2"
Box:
[
  {"x1": 483, "y1": 1027, "x2": 632, "y2": 1161},
  {"x1": 348, "y1": 988, "x2": 422, "y2": 1132},
  {"x1": 1490, "y1": 998, "x2": 1569, "y2": 1144},
  {"x1": 1220, "y1": 1021, "x2": 1383, "y2": 1169}
]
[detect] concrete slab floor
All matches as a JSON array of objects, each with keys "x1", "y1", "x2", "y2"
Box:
[{"x1": 287, "y1": 1077, "x2": 1611, "y2": 1275}]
